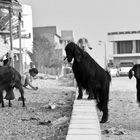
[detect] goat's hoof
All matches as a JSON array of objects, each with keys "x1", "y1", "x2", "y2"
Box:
[
  {"x1": 77, "y1": 96, "x2": 82, "y2": 100},
  {"x1": 100, "y1": 117, "x2": 108, "y2": 123},
  {"x1": 22, "y1": 104, "x2": 26, "y2": 107},
  {"x1": 87, "y1": 96, "x2": 94, "y2": 100}
]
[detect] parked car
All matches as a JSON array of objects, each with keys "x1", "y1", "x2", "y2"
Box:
[
  {"x1": 117, "y1": 62, "x2": 134, "y2": 76},
  {"x1": 108, "y1": 67, "x2": 119, "y2": 77}
]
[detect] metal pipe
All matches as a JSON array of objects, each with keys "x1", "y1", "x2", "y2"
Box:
[
  {"x1": 9, "y1": 6, "x2": 14, "y2": 67},
  {"x1": 18, "y1": 12, "x2": 23, "y2": 74},
  {"x1": 99, "y1": 40, "x2": 107, "y2": 69}
]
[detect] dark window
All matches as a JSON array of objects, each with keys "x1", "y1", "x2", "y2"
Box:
[
  {"x1": 136, "y1": 40, "x2": 140, "y2": 53},
  {"x1": 120, "y1": 62, "x2": 134, "y2": 67},
  {"x1": 117, "y1": 41, "x2": 132, "y2": 54}
]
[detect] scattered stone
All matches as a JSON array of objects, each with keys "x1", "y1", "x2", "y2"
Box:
[
  {"x1": 29, "y1": 117, "x2": 40, "y2": 121},
  {"x1": 38, "y1": 120, "x2": 52, "y2": 126},
  {"x1": 48, "y1": 103, "x2": 56, "y2": 109},
  {"x1": 52, "y1": 116, "x2": 69, "y2": 127},
  {"x1": 102, "y1": 127, "x2": 127, "y2": 135},
  {"x1": 57, "y1": 101, "x2": 65, "y2": 106},
  {"x1": 21, "y1": 117, "x2": 39, "y2": 121},
  {"x1": 21, "y1": 118, "x2": 29, "y2": 121}
]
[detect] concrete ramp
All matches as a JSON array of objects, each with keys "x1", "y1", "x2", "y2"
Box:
[{"x1": 66, "y1": 99, "x2": 102, "y2": 140}]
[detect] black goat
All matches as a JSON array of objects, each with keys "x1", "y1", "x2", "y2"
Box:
[
  {"x1": 128, "y1": 64, "x2": 140, "y2": 104},
  {"x1": 65, "y1": 42, "x2": 111, "y2": 123},
  {"x1": 0, "y1": 66, "x2": 25, "y2": 107}
]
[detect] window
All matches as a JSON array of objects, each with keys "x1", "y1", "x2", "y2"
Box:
[
  {"x1": 120, "y1": 62, "x2": 134, "y2": 67},
  {"x1": 117, "y1": 41, "x2": 132, "y2": 54},
  {"x1": 136, "y1": 40, "x2": 140, "y2": 53}
]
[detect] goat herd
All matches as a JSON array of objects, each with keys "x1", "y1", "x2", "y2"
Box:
[{"x1": 0, "y1": 42, "x2": 140, "y2": 124}]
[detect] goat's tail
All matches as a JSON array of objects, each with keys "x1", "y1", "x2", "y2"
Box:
[{"x1": 96, "y1": 70, "x2": 111, "y2": 111}]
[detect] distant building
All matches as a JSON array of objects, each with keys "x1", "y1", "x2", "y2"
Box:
[
  {"x1": 60, "y1": 30, "x2": 74, "y2": 57},
  {"x1": 33, "y1": 26, "x2": 62, "y2": 73},
  {"x1": 33, "y1": 26, "x2": 61, "y2": 43},
  {"x1": 59, "y1": 30, "x2": 74, "y2": 77},
  {"x1": 108, "y1": 30, "x2": 140, "y2": 67},
  {"x1": 33, "y1": 26, "x2": 74, "y2": 75},
  {"x1": 33, "y1": 27, "x2": 74, "y2": 60}
]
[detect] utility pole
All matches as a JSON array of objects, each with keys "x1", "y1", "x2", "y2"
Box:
[
  {"x1": 9, "y1": 6, "x2": 14, "y2": 67},
  {"x1": 98, "y1": 40, "x2": 107, "y2": 69},
  {"x1": 18, "y1": 12, "x2": 23, "y2": 74}
]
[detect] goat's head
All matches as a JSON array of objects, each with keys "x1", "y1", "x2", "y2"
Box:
[
  {"x1": 129, "y1": 64, "x2": 140, "y2": 79},
  {"x1": 65, "y1": 42, "x2": 82, "y2": 63}
]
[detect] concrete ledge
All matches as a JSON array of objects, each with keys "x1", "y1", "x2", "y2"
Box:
[
  {"x1": 66, "y1": 134, "x2": 101, "y2": 140},
  {"x1": 66, "y1": 99, "x2": 102, "y2": 140}
]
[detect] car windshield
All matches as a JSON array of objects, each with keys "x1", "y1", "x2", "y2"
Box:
[{"x1": 120, "y1": 62, "x2": 134, "y2": 67}]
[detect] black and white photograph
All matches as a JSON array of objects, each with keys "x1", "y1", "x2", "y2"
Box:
[{"x1": 0, "y1": 0, "x2": 140, "y2": 139}]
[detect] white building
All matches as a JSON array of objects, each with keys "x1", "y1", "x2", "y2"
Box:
[{"x1": 108, "y1": 30, "x2": 140, "y2": 67}]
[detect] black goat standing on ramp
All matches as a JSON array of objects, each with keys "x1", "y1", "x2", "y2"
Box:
[
  {"x1": 128, "y1": 64, "x2": 140, "y2": 104},
  {"x1": 65, "y1": 42, "x2": 111, "y2": 123}
]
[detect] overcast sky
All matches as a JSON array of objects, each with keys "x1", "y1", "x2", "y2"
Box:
[{"x1": 20, "y1": 0, "x2": 140, "y2": 66}]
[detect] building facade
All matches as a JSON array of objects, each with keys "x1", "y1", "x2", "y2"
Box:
[
  {"x1": 108, "y1": 31, "x2": 140, "y2": 67},
  {"x1": 60, "y1": 30, "x2": 74, "y2": 57}
]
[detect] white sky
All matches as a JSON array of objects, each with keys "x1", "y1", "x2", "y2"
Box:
[{"x1": 21, "y1": 0, "x2": 140, "y2": 67}]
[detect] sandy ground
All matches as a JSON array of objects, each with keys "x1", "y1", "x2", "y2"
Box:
[
  {"x1": 0, "y1": 77, "x2": 75, "y2": 140},
  {"x1": 1, "y1": 75, "x2": 140, "y2": 140},
  {"x1": 101, "y1": 76, "x2": 140, "y2": 140}
]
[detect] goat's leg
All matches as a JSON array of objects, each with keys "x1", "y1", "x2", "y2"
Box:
[
  {"x1": 99, "y1": 90, "x2": 109, "y2": 123},
  {"x1": 77, "y1": 84, "x2": 83, "y2": 99},
  {"x1": 8, "y1": 100, "x2": 12, "y2": 107},
  {"x1": 100, "y1": 103, "x2": 108, "y2": 123},
  {"x1": 87, "y1": 87, "x2": 94, "y2": 100},
  {"x1": 87, "y1": 82, "x2": 95, "y2": 99},
  {"x1": 136, "y1": 85, "x2": 140, "y2": 105},
  {"x1": 5, "y1": 88, "x2": 13, "y2": 107},
  {"x1": 0, "y1": 91, "x2": 4, "y2": 107},
  {"x1": 18, "y1": 85, "x2": 25, "y2": 107}
]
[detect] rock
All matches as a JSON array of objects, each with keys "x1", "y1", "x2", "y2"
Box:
[
  {"x1": 52, "y1": 116, "x2": 69, "y2": 127},
  {"x1": 38, "y1": 120, "x2": 52, "y2": 126},
  {"x1": 102, "y1": 127, "x2": 127, "y2": 135}
]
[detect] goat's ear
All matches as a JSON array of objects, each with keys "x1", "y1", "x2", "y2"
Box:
[
  {"x1": 74, "y1": 47, "x2": 82, "y2": 62},
  {"x1": 128, "y1": 69, "x2": 133, "y2": 79}
]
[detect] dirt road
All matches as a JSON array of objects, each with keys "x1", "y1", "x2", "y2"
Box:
[
  {"x1": 101, "y1": 77, "x2": 140, "y2": 140},
  {"x1": 0, "y1": 78, "x2": 75, "y2": 140}
]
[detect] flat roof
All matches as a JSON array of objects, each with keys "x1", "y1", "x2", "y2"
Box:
[{"x1": 108, "y1": 30, "x2": 140, "y2": 35}]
